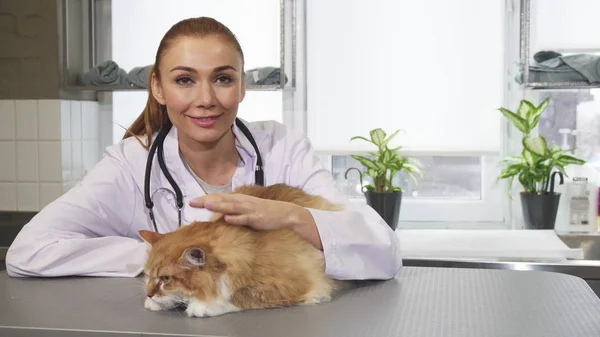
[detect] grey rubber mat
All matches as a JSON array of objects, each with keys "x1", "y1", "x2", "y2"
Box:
[{"x1": 1, "y1": 266, "x2": 600, "y2": 336}]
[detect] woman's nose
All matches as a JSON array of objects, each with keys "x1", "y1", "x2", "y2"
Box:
[{"x1": 195, "y1": 81, "x2": 217, "y2": 109}]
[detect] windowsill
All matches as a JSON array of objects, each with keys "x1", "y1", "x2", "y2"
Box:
[
  {"x1": 394, "y1": 228, "x2": 593, "y2": 263},
  {"x1": 347, "y1": 196, "x2": 508, "y2": 229}
]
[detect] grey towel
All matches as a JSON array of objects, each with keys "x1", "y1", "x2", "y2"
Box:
[
  {"x1": 245, "y1": 66, "x2": 288, "y2": 85},
  {"x1": 77, "y1": 60, "x2": 129, "y2": 86},
  {"x1": 127, "y1": 65, "x2": 152, "y2": 88},
  {"x1": 517, "y1": 53, "x2": 600, "y2": 84}
]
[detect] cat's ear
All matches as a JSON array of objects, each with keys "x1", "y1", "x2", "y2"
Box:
[
  {"x1": 180, "y1": 247, "x2": 205, "y2": 267},
  {"x1": 138, "y1": 230, "x2": 163, "y2": 245}
]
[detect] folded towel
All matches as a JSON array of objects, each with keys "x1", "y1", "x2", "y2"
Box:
[
  {"x1": 560, "y1": 54, "x2": 600, "y2": 84},
  {"x1": 534, "y1": 50, "x2": 562, "y2": 63},
  {"x1": 516, "y1": 52, "x2": 600, "y2": 84},
  {"x1": 245, "y1": 66, "x2": 288, "y2": 86},
  {"x1": 127, "y1": 65, "x2": 152, "y2": 88},
  {"x1": 77, "y1": 60, "x2": 129, "y2": 86}
]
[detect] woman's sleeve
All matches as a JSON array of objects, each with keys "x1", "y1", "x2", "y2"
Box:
[
  {"x1": 286, "y1": 135, "x2": 403, "y2": 280},
  {"x1": 5, "y1": 151, "x2": 147, "y2": 278}
]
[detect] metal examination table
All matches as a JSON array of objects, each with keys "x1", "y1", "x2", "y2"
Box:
[{"x1": 2, "y1": 267, "x2": 600, "y2": 337}]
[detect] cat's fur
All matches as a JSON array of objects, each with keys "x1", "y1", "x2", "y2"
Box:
[{"x1": 139, "y1": 183, "x2": 343, "y2": 318}]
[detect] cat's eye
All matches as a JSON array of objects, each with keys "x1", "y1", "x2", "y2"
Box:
[{"x1": 159, "y1": 275, "x2": 172, "y2": 283}]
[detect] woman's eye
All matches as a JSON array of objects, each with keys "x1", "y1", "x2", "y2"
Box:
[
  {"x1": 216, "y1": 75, "x2": 232, "y2": 84},
  {"x1": 175, "y1": 77, "x2": 193, "y2": 85},
  {"x1": 159, "y1": 275, "x2": 172, "y2": 282}
]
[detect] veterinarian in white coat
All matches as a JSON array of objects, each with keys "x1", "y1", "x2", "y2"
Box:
[{"x1": 5, "y1": 17, "x2": 402, "y2": 281}]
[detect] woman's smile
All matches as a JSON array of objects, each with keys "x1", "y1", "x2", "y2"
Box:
[{"x1": 185, "y1": 113, "x2": 224, "y2": 128}]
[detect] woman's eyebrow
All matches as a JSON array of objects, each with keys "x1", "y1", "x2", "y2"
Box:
[
  {"x1": 170, "y1": 65, "x2": 238, "y2": 73},
  {"x1": 214, "y1": 65, "x2": 237, "y2": 72}
]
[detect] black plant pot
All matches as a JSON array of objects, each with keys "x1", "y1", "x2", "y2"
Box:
[
  {"x1": 520, "y1": 192, "x2": 561, "y2": 230},
  {"x1": 365, "y1": 191, "x2": 402, "y2": 230}
]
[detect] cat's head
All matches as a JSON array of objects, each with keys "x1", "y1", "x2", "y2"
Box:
[{"x1": 138, "y1": 227, "x2": 227, "y2": 306}]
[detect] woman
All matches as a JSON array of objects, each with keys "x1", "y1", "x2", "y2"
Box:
[{"x1": 5, "y1": 17, "x2": 402, "y2": 280}]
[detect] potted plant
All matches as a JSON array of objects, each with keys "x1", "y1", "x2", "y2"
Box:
[
  {"x1": 497, "y1": 98, "x2": 586, "y2": 229},
  {"x1": 344, "y1": 128, "x2": 422, "y2": 230}
]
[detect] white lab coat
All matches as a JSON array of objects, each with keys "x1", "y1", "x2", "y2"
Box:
[{"x1": 6, "y1": 119, "x2": 402, "y2": 280}]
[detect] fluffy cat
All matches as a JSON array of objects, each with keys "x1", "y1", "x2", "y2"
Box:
[{"x1": 139, "y1": 183, "x2": 343, "y2": 318}]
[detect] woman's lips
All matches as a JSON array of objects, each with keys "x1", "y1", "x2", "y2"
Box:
[{"x1": 186, "y1": 113, "x2": 223, "y2": 127}]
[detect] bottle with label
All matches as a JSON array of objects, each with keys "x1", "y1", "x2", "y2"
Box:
[{"x1": 568, "y1": 177, "x2": 590, "y2": 227}]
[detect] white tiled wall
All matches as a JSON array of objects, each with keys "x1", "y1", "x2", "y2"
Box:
[{"x1": 0, "y1": 99, "x2": 102, "y2": 212}]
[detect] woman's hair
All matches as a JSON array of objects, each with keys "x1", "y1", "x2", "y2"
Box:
[{"x1": 122, "y1": 17, "x2": 245, "y2": 148}]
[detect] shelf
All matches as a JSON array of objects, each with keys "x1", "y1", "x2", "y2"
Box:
[
  {"x1": 62, "y1": 84, "x2": 291, "y2": 93},
  {"x1": 517, "y1": 0, "x2": 600, "y2": 91},
  {"x1": 523, "y1": 82, "x2": 600, "y2": 90},
  {"x1": 60, "y1": 0, "x2": 298, "y2": 94}
]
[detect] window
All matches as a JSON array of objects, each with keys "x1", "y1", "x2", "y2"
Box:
[
  {"x1": 333, "y1": 156, "x2": 482, "y2": 200},
  {"x1": 536, "y1": 88, "x2": 600, "y2": 170},
  {"x1": 321, "y1": 154, "x2": 503, "y2": 223},
  {"x1": 505, "y1": 0, "x2": 600, "y2": 228},
  {"x1": 527, "y1": 0, "x2": 600, "y2": 163},
  {"x1": 307, "y1": 0, "x2": 507, "y2": 224}
]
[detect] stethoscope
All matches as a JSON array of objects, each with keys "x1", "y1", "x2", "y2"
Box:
[{"x1": 144, "y1": 118, "x2": 264, "y2": 233}]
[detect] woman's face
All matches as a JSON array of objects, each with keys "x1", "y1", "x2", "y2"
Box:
[{"x1": 151, "y1": 35, "x2": 245, "y2": 145}]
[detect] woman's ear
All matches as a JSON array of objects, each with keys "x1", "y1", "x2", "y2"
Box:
[{"x1": 151, "y1": 72, "x2": 166, "y2": 105}]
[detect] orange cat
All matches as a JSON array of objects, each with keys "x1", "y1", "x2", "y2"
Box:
[{"x1": 139, "y1": 183, "x2": 343, "y2": 318}]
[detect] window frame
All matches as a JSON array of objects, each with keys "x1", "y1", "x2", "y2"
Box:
[
  {"x1": 280, "y1": 1, "x2": 522, "y2": 227},
  {"x1": 316, "y1": 153, "x2": 507, "y2": 225}
]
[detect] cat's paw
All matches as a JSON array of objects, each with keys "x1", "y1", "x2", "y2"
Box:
[
  {"x1": 303, "y1": 294, "x2": 332, "y2": 305},
  {"x1": 186, "y1": 299, "x2": 210, "y2": 317},
  {"x1": 186, "y1": 299, "x2": 241, "y2": 318},
  {"x1": 144, "y1": 297, "x2": 165, "y2": 311}
]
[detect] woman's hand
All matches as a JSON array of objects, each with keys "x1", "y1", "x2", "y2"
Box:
[{"x1": 189, "y1": 194, "x2": 323, "y2": 250}]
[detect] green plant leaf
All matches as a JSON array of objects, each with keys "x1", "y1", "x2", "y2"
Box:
[
  {"x1": 522, "y1": 149, "x2": 535, "y2": 166},
  {"x1": 389, "y1": 145, "x2": 403, "y2": 153},
  {"x1": 369, "y1": 129, "x2": 386, "y2": 147},
  {"x1": 500, "y1": 156, "x2": 524, "y2": 164},
  {"x1": 517, "y1": 100, "x2": 536, "y2": 119},
  {"x1": 403, "y1": 161, "x2": 422, "y2": 175},
  {"x1": 529, "y1": 98, "x2": 550, "y2": 128},
  {"x1": 555, "y1": 164, "x2": 568, "y2": 177},
  {"x1": 523, "y1": 136, "x2": 547, "y2": 156},
  {"x1": 507, "y1": 175, "x2": 516, "y2": 198},
  {"x1": 350, "y1": 136, "x2": 373, "y2": 144},
  {"x1": 518, "y1": 171, "x2": 530, "y2": 192},
  {"x1": 380, "y1": 148, "x2": 393, "y2": 164},
  {"x1": 387, "y1": 157, "x2": 401, "y2": 171},
  {"x1": 374, "y1": 161, "x2": 387, "y2": 172},
  {"x1": 350, "y1": 155, "x2": 380, "y2": 171},
  {"x1": 550, "y1": 145, "x2": 564, "y2": 159},
  {"x1": 499, "y1": 108, "x2": 529, "y2": 133},
  {"x1": 499, "y1": 163, "x2": 523, "y2": 179},
  {"x1": 557, "y1": 154, "x2": 586, "y2": 166},
  {"x1": 380, "y1": 129, "x2": 400, "y2": 148}
]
